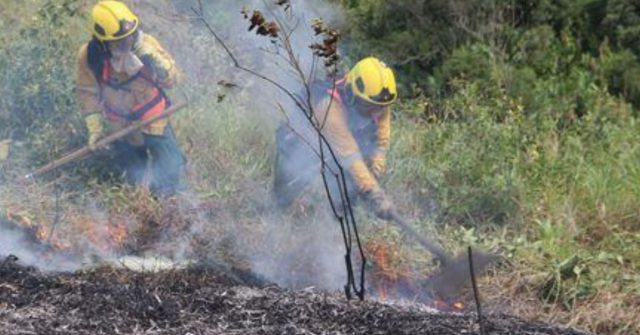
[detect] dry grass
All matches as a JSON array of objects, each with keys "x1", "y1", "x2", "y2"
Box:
[
  {"x1": 1, "y1": 1, "x2": 639, "y2": 334},
  {"x1": 476, "y1": 264, "x2": 640, "y2": 335}
]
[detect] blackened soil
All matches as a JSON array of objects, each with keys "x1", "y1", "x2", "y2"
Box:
[{"x1": 0, "y1": 256, "x2": 590, "y2": 335}]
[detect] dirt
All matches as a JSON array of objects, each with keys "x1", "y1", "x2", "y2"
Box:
[{"x1": 0, "y1": 255, "x2": 591, "y2": 335}]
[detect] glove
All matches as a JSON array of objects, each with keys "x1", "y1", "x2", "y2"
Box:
[
  {"x1": 132, "y1": 29, "x2": 155, "y2": 58},
  {"x1": 132, "y1": 30, "x2": 172, "y2": 80},
  {"x1": 366, "y1": 188, "x2": 396, "y2": 220},
  {"x1": 110, "y1": 51, "x2": 144, "y2": 76},
  {"x1": 85, "y1": 113, "x2": 104, "y2": 151},
  {"x1": 370, "y1": 152, "x2": 386, "y2": 179}
]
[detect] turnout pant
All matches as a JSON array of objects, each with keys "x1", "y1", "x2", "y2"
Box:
[
  {"x1": 111, "y1": 124, "x2": 185, "y2": 196},
  {"x1": 273, "y1": 123, "x2": 359, "y2": 209}
]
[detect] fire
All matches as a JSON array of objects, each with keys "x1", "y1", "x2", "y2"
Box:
[
  {"x1": 365, "y1": 236, "x2": 420, "y2": 300},
  {"x1": 365, "y1": 236, "x2": 466, "y2": 312},
  {"x1": 3, "y1": 206, "x2": 131, "y2": 256},
  {"x1": 66, "y1": 215, "x2": 132, "y2": 254},
  {"x1": 372, "y1": 240, "x2": 389, "y2": 301},
  {"x1": 108, "y1": 220, "x2": 128, "y2": 245},
  {"x1": 367, "y1": 237, "x2": 410, "y2": 301}
]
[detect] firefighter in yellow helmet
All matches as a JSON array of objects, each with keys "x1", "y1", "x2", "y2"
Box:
[
  {"x1": 274, "y1": 57, "x2": 398, "y2": 219},
  {"x1": 76, "y1": 1, "x2": 184, "y2": 196}
]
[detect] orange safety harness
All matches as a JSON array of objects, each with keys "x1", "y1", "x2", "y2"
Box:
[{"x1": 99, "y1": 59, "x2": 169, "y2": 122}]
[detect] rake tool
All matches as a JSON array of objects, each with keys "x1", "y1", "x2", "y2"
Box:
[
  {"x1": 24, "y1": 101, "x2": 188, "y2": 180},
  {"x1": 387, "y1": 209, "x2": 497, "y2": 298}
]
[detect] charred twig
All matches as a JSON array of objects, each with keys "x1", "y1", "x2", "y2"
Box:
[
  {"x1": 47, "y1": 179, "x2": 62, "y2": 242},
  {"x1": 217, "y1": 80, "x2": 238, "y2": 89},
  {"x1": 190, "y1": 5, "x2": 365, "y2": 300},
  {"x1": 469, "y1": 246, "x2": 485, "y2": 335},
  {"x1": 191, "y1": 8, "x2": 307, "y2": 118},
  {"x1": 274, "y1": 0, "x2": 291, "y2": 12},
  {"x1": 309, "y1": 18, "x2": 340, "y2": 69}
]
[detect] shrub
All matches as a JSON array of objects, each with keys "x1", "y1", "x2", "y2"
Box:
[{"x1": 0, "y1": 0, "x2": 87, "y2": 164}]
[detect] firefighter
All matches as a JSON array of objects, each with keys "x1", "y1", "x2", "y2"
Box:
[
  {"x1": 76, "y1": 1, "x2": 185, "y2": 196},
  {"x1": 274, "y1": 57, "x2": 398, "y2": 219}
]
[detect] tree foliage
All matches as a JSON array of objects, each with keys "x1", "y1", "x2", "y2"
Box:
[
  {"x1": 0, "y1": 0, "x2": 86, "y2": 163},
  {"x1": 337, "y1": 0, "x2": 640, "y2": 107}
]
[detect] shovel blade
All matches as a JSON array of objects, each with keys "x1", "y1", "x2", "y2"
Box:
[{"x1": 424, "y1": 250, "x2": 497, "y2": 299}]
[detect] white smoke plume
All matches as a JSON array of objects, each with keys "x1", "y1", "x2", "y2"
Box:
[
  {"x1": 1, "y1": 0, "x2": 359, "y2": 293},
  {"x1": 145, "y1": 0, "x2": 356, "y2": 291}
]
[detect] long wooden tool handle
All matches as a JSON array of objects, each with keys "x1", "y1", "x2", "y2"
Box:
[
  {"x1": 25, "y1": 101, "x2": 188, "y2": 179},
  {"x1": 388, "y1": 210, "x2": 453, "y2": 266}
]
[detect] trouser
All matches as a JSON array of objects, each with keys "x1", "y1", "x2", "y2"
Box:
[
  {"x1": 273, "y1": 123, "x2": 359, "y2": 210},
  {"x1": 111, "y1": 124, "x2": 185, "y2": 196}
]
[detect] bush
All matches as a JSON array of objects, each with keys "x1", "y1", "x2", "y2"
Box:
[
  {"x1": 600, "y1": 49, "x2": 640, "y2": 110},
  {"x1": 0, "y1": 0, "x2": 87, "y2": 164}
]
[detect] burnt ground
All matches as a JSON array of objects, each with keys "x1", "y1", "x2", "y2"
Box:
[{"x1": 0, "y1": 255, "x2": 592, "y2": 335}]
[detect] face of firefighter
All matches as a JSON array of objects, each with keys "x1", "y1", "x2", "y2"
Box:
[
  {"x1": 354, "y1": 97, "x2": 386, "y2": 118},
  {"x1": 107, "y1": 32, "x2": 143, "y2": 75},
  {"x1": 108, "y1": 31, "x2": 137, "y2": 54}
]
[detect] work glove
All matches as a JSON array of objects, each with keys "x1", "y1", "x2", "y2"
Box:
[
  {"x1": 85, "y1": 113, "x2": 104, "y2": 151},
  {"x1": 370, "y1": 152, "x2": 386, "y2": 179},
  {"x1": 132, "y1": 30, "x2": 172, "y2": 80},
  {"x1": 366, "y1": 188, "x2": 396, "y2": 220},
  {"x1": 110, "y1": 50, "x2": 144, "y2": 76},
  {"x1": 133, "y1": 30, "x2": 153, "y2": 56},
  {"x1": 108, "y1": 32, "x2": 144, "y2": 76}
]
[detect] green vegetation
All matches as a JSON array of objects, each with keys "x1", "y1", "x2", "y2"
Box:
[
  {"x1": 1, "y1": 0, "x2": 639, "y2": 334},
  {"x1": 340, "y1": 0, "x2": 640, "y2": 333}
]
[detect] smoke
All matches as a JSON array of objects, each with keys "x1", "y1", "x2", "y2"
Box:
[
  {"x1": 0, "y1": 216, "x2": 77, "y2": 272},
  {"x1": 1, "y1": 0, "x2": 358, "y2": 293},
  {"x1": 150, "y1": 0, "x2": 354, "y2": 291}
]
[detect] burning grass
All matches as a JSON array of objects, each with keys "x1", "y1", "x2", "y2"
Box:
[
  {"x1": 1, "y1": 1, "x2": 638, "y2": 334},
  {"x1": 0, "y1": 255, "x2": 591, "y2": 335}
]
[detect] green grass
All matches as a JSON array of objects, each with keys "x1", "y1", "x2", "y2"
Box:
[{"x1": 1, "y1": 1, "x2": 640, "y2": 334}]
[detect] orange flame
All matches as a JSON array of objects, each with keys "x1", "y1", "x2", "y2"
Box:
[
  {"x1": 366, "y1": 237, "x2": 413, "y2": 301},
  {"x1": 372, "y1": 242, "x2": 390, "y2": 301},
  {"x1": 365, "y1": 236, "x2": 467, "y2": 312},
  {"x1": 4, "y1": 207, "x2": 130, "y2": 255}
]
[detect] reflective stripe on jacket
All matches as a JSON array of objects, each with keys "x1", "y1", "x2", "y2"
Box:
[
  {"x1": 76, "y1": 34, "x2": 177, "y2": 136},
  {"x1": 99, "y1": 58, "x2": 168, "y2": 124}
]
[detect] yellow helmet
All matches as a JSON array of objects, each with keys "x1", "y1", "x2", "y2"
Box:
[
  {"x1": 90, "y1": 1, "x2": 139, "y2": 42},
  {"x1": 345, "y1": 57, "x2": 397, "y2": 106}
]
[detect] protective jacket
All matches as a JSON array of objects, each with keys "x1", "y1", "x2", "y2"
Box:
[
  {"x1": 312, "y1": 79, "x2": 391, "y2": 194},
  {"x1": 76, "y1": 34, "x2": 178, "y2": 136},
  {"x1": 273, "y1": 79, "x2": 392, "y2": 209},
  {"x1": 76, "y1": 32, "x2": 184, "y2": 196}
]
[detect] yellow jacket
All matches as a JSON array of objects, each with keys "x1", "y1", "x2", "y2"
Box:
[
  {"x1": 312, "y1": 88, "x2": 392, "y2": 194},
  {"x1": 75, "y1": 34, "x2": 178, "y2": 137}
]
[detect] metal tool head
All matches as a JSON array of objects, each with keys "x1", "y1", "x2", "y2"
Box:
[{"x1": 424, "y1": 249, "x2": 498, "y2": 299}]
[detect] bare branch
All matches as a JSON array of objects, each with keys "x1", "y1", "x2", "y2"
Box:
[{"x1": 191, "y1": 4, "x2": 366, "y2": 300}]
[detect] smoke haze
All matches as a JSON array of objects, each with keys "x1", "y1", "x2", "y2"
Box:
[{"x1": 1, "y1": 0, "x2": 356, "y2": 293}]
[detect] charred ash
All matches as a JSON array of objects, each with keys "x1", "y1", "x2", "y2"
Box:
[{"x1": 0, "y1": 255, "x2": 591, "y2": 335}]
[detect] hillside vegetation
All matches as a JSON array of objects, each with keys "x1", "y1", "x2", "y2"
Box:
[
  {"x1": 1, "y1": 1, "x2": 639, "y2": 334},
  {"x1": 339, "y1": 1, "x2": 640, "y2": 333}
]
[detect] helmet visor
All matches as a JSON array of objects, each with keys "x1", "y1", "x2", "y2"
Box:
[
  {"x1": 353, "y1": 77, "x2": 396, "y2": 106},
  {"x1": 113, "y1": 20, "x2": 137, "y2": 39},
  {"x1": 367, "y1": 87, "x2": 396, "y2": 105}
]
